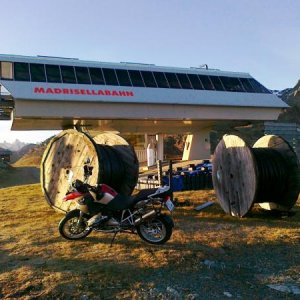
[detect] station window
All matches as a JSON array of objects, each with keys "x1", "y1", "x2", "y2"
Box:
[
  {"x1": 141, "y1": 71, "x2": 157, "y2": 88},
  {"x1": 116, "y1": 69, "x2": 132, "y2": 86},
  {"x1": 209, "y1": 76, "x2": 224, "y2": 91},
  {"x1": 0, "y1": 62, "x2": 13, "y2": 80},
  {"x1": 248, "y1": 78, "x2": 270, "y2": 93},
  {"x1": 198, "y1": 75, "x2": 214, "y2": 90},
  {"x1": 9, "y1": 59, "x2": 271, "y2": 95},
  {"x1": 75, "y1": 67, "x2": 91, "y2": 84},
  {"x1": 187, "y1": 74, "x2": 203, "y2": 90},
  {"x1": 30, "y1": 64, "x2": 46, "y2": 82},
  {"x1": 89, "y1": 68, "x2": 105, "y2": 85},
  {"x1": 128, "y1": 70, "x2": 144, "y2": 87},
  {"x1": 46, "y1": 65, "x2": 62, "y2": 83},
  {"x1": 176, "y1": 73, "x2": 192, "y2": 89},
  {"x1": 61, "y1": 66, "x2": 76, "y2": 84},
  {"x1": 14, "y1": 62, "x2": 30, "y2": 81},
  {"x1": 102, "y1": 68, "x2": 119, "y2": 86},
  {"x1": 239, "y1": 78, "x2": 255, "y2": 93},
  {"x1": 219, "y1": 76, "x2": 245, "y2": 92},
  {"x1": 165, "y1": 73, "x2": 181, "y2": 89},
  {"x1": 153, "y1": 72, "x2": 169, "y2": 88}
]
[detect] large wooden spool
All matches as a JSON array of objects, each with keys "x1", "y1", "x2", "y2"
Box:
[
  {"x1": 41, "y1": 129, "x2": 139, "y2": 212},
  {"x1": 212, "y1": 134, "x2": 300, "y2": 217}
]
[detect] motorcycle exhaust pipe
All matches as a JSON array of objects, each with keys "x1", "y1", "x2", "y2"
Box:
[{"x1": 134, "y1": 209, "x2": 157, "y2": 225}]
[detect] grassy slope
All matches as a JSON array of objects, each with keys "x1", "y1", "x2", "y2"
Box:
[
  {"x1": 13, "y1": 144, "x2": 46, "y2": 168},
  {"x1": 0, "y1": 184, "x2": 299, "y2": 299}
]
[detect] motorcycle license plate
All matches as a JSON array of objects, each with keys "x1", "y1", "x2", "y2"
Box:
[{"x1": 165, "y1": 199, "x2": 175, "y2": 211}]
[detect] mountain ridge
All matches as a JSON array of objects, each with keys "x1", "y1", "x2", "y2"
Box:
[{"x1": 0, "y1": 139, "x2": 32, "y2": 152}]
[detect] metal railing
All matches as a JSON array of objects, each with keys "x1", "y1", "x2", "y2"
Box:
[{"x1": 135, "y1": 149, "x2": 147, "y2": 163}]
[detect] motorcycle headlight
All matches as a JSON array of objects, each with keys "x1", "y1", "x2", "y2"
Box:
[{"x1": 78, "y1": 197, "x2": 86, "y2": 205}]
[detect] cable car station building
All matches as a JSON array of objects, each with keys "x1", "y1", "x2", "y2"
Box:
[{"x1": 0, "y1": 54, "x2": 287, "y2": 161}]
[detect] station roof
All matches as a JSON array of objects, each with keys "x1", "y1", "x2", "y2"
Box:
[{"x1": 0, "y1": 54, "x2": 288, "y2": 133}]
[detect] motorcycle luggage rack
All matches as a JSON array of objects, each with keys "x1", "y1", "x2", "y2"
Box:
[{"x1": 148, "y1": 185, "x2": 170, "y2": 198}]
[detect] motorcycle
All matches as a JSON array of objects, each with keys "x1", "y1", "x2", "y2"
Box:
[{"x1": 58, "y1": 160, "x2": 175, "y2": 245}]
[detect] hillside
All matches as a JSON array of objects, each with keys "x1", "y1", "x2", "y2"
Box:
[
  {"x1": 0, "y1": 140, "x2": 37, "y2": 163},
  {"x1": 12, "y1": 136, "x2": 54, "y2": 167},
  {"x1": 10, "y1": 143, "x2": 36, "y2": 163},
  {"x1": 0, "y1": 140, "x2": 49, "y2": 188},
  {"x1": 12, "y1": 143, "x2": 47, "y2": 167},
  {"x1": 278, "y1": 80, "x2": 300, "y2": 123}
]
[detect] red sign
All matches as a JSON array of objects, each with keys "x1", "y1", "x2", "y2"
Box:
[{"x1": 34, "y1": 87, "x2": 134, "y2": 97}]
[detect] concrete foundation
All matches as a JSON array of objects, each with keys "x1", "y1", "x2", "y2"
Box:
[{"x1": 182, "y1": 129, "x2": 211, "y2": 160}]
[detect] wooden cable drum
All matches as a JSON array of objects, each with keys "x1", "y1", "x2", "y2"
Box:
[
  {"x1": 212, "y1": 134, "x2": 300, "y2": 217},
  {"x1": 41, "y1": 129, "x2": 139, "y2": 213}
]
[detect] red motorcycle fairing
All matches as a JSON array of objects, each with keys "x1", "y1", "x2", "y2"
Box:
[
  {"x1": 100, "y1": 184, "x2": 118, "y2": 197},
  {"x1": 63, "y1": 191, "x2": 86, "y2": 201}
]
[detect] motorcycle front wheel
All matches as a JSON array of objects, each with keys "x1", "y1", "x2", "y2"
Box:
[
  {"x1": 59, "y1": 209, "x2": 92, "y2": 240},
  {"x1": 136, "y1": 215, "x2": 173, "y2": 245}
]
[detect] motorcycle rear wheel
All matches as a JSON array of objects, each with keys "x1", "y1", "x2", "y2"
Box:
[
  {"x1": 59, "y1": 209, "x2": 92, "y2": 240},
  {"x1": 137, "y1": 215, "x2": 173, "y2": 244}
]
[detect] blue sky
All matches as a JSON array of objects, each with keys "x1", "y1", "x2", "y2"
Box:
[{"x1": 0, "y1": 0, "x2": 299, "y2": 143}]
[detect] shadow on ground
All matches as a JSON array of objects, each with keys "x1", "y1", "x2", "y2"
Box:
[{"x1": 0, "y1": 166, "x2": 40, "y2": 188}]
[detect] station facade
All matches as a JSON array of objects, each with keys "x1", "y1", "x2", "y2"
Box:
[{"x1": 0, "y1": 54, "x2": 288, "y2": 161}]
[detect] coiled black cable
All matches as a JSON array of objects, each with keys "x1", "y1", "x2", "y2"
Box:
[
  {"x1": 96, "y1": 144, "x2": 125, "y2": 192},
  {"x1": 252, "y1": 148, "x2": 288, "y2": 204}
]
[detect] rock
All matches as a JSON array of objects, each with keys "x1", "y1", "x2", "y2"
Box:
[
  {"x1": 203, "y1": 259, "x2": 217, "y2": 268},
  {"x1": 202, "y1": 259, "x2": 225, "y2": 269},
  {"x1": 149, "y1": 288, "x2": 160, "y2": 298},
  {"x1": 223, "y1": 291, "x2": 233, "y2": 297},
  {"x1": 81, "y1": 295, "x2": 89, "y2": 300},
  {"x1": 267, "y1": 284, "x2": 300, "y2": 295},
  {"x1": 166, "y1": 287, "x2": 181, "y2": 299},
  {"x1": 185, "y1": 293, "x2": 199, "y2": 299}
]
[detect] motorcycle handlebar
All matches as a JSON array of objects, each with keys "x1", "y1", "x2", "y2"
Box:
[{"x1": 72, "y1": 180, "x2": 91, "y2": 193}]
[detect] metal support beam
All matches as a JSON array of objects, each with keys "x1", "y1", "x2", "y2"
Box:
[{"x1": 156, "y1": 134, "x2": 164, "y2": 161}]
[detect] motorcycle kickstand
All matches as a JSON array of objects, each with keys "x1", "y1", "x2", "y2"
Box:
[{"x1": 110, "y1": 231, "x2": 118, "y2": 247}]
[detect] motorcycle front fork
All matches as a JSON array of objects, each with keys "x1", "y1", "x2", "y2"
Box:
[{"x1": 77, "y1": 211, "x2": 84, "y2": 226}]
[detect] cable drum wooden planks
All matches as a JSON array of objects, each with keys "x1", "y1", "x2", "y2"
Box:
[
  {"x1": 41, "y1": 129, "x2": 139, "y2": 213},
  {"x1": 212, "y1": 134, "x2": 300, "y2": 217}
]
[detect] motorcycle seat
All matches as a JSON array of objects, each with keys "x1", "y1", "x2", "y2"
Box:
[
  {"x1": 106, "y1": 194, "x2": 137, "y2": 211},
  {"x1": 132, "y1": 188, "x2": 158, "y2": 202},
  {"x1": 106, "y1": 187, "x2": 170, "y2": 211}
]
